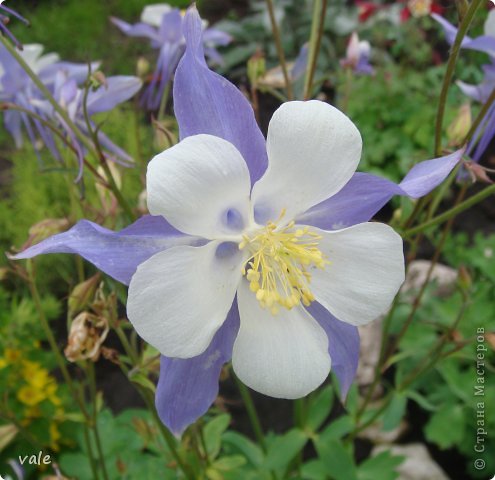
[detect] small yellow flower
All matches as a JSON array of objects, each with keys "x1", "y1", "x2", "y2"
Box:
[
  {"x1": 0, "y1": 357, "x2": 7, "y2": 369},
  {"x1": 5, "y1": 348, "x2": 21, "y2": 363},
  {"x1": 18, "y1": 385, "x2": 46, "y2": 406},
  {"x1": 50, "y1": 422, "x2": 62, "y2": 451}
]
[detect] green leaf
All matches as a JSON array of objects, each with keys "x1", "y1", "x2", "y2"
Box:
[
  {"x1": 424, "y1": 403, "x2": 466, "y2": 449},
  {"x1": 382, "y1": 393, "x2": 407, "y2": 431},
  {"x1": 301, "y1": 459, "x2": 329, "y2": 480},
  {"x1": 357, "y1": 451, "x2": 404, "y2": 480},
  {"x1": 314, "y1": 439, "x2": 357, "y2": 480},
  {"x1": 129, "y1": 371, "x2": 157, "y2": 394},
  {"x1": 204, "y1": 414, "x2": 231, "y2": 459},
  {"x1": 405, "y1": 390, "x2": 439, "y2": 412},
  {"x1": 263, "y1": 428, "x2": 307, "y2": 471},
  {"x1": 213, "y1": 455, "x2": 247, "y2": 471},
  {"x1": 222, "y1": 431, "x2": 264, "y2": 467},
  {"x1": 307, "y1": 385, "x2": 334, "y2": 432},
  {"x1": 320, "y1": 415, "x2": 354, "y2": 443},
  {"x1": 59, "y1": 453, "x2": 94, "y2": 480}
]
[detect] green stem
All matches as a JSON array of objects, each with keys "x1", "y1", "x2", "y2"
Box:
[
  {"x1": 233, "y1": 372, "x2": 267, "y2": 452},
  {"x1": 87, "y1": 362, "x2": 110, "y2": 480},
  {"x1": 81, "y1": 84, "x2": 136, "y2": 222},
  {"x1": 82, "y1": 422, "x2": 101, "y2": 480},
  {"x1": 384, "y1": 185, "x2": 468, "y2": 367},
  {"x1": 434, "y1": 0, "x2": 485, "y2": 155},
  {"x1": 26, "y1": 261, "x2": 89, "y2": 419},
  {"x1": 398, "y1": 296, "x2": 468, "y2": 392},
  {"x1": 113, "y1": 324, "x2": 194, "y2": 479},
  {"x1": 404, "y1": 182, "x2": 495, "y2": 238},
  {"x1": 304, "y1": 0, "x2": 327, "y2": 100},
  {"x1": 265, "y1": 0, "x2": 293, "y2": 100}
]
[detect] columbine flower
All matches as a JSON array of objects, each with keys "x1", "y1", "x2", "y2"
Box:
[
  {"x1": 458, "y1": 62, "x2": 495, "y2": 167},
  {"x1": 340, "y1": 32, "x2": 374, "y2": 75},
  {"x1": 434, "y1": 11, "x2": 495, "y2": 167},
  {"x1": 111, "y1": 3, "x2": 231, "y2": 110},
  {"x1": 0, "y1": 43, "x2": 100, "y2": 162},
  {"x1": 432, "y1": 9, "x2": 495, "y2": 57},
  {"x1": 32, "y1": 71, "x2": 142, "y2": 180},
  {"x1": 0, "y1": 1, "x2": 28, "y2": 49},
  {"x1": 12, "y1": 7, "x2": 464, "y2": 435}
]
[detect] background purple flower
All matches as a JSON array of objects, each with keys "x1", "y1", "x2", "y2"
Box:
[
  {"x1": 111, "y1": 3, "x2": 231, "y2": 110},
  {"x1": 433, "y1": 12, "x2": 495, "y2": 170},
  {"x1": 0, "y1": 42, "x2": 141, "y2": 180}
]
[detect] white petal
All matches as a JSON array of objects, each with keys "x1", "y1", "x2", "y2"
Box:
[
  {"x1": 141, "y1": 4, "x2": 173, "y2": 27},
  {"x1": 20, "y1": 44, "x2": 44, "y2": 72},
  {"x1": 251, "y1": 101, "x2": 362, "y2": 224},
  {"x1": 484, "y1": 10, "x2": 495, "y2": 38},
  {"x1": 233, "y1": 281, "x2": 331, "y2": 399},
  {"x1": 127, "y1": 241, "x2": 243, "y2": 358},
  {"x1": 147, "y1": 134, "x2": 252, "y2": 239},
  {"x1": 310, "y1": 222, "x2": 405, "y2": 326},
  {"x1": 36, "y1": 53, "x2": 60, "y2": 71}
]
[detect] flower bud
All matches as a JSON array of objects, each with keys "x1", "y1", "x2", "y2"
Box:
[
  {"x1": 137, "y1": 56, "x2": 150, "y2": 77},
  {"x1": 90, "y1": 71, "x2": 108, "y2": 90},
  {"x1": 457, "y1": 265, "x2": 472, "y2": 292},
  {"x1": 247, "y1": 51, "x2": 266, "y2": 88},
  {"x1": 24, "y1": 218, "x2": 70, "y2": 249},
  {"x1": 68, "y1": 274, "x2": 101, "y2": 318},
  {"x1": 447, "y1": 103, "x2": 471, "y2": 146}
]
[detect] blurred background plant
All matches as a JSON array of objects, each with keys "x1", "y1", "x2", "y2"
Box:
[{"x1": 1, "y1": 0, "x2": 494, "y2": 479}]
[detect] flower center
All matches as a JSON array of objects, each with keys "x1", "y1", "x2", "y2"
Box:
[{"x1": 239, "y1": 210, "x2": 329, "y2": 315}]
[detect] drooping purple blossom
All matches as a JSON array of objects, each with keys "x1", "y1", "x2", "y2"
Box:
[
  {"x1": 458, "y1": 62, "x2": 495, "y2": 165},
  {"x1": 0, "y1": 43, "x2": 142, "y2": 180},
  {"x1": 32, "y1": 71, "x2": 142, "y2": 180},
  {"x1": 433, "y1": 11, "x2": 495, "y2": 167},
  {"x1": 11, "y1": 7, "x2": 464, "y2": 436},
  {"x1": 111, "y1": 3, "x2": 231, "y2": 110},
  {"x1": 432, "y1": 10, "x2": 495, "y2": 57},
  {"x1": 0, "y1": 1, "x2": 29, "y2": 50}
]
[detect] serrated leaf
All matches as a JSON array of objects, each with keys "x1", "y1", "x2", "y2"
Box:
[
  {"x1": 382, "y1": 393, "x2": 407, "y2": 432},
  {"x1": 222, "y1": 431, "x2": 264, "y2": 467},
  {"x1": 204, "y1": 414, "x2": 231, "y2": 459},
  {"x1": 301, "y1": 459, "x2": 329, "y2": 480},
  {"x1": 320, "y1": 415, "x2": 353, "y2": 443},
  {"x1": 263, "y1": 428, "x2": 307, "y2": 471},
  {"x1": 357, "y1": 451, "x2": 404, "y2": 480},
  {"x1": 405, "y1": 390, "x2": 439, "y2": 412},
  {"x1": 424, "y1": 404, "x2": 465, "y2": 449},
  {"x1": 314, "y1": 439, "x2": 357, "y2": 480}
]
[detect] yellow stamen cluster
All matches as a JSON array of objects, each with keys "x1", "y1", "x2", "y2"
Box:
[{"x1": 239, "y1": 212, "x2": 328, "y2": 315}]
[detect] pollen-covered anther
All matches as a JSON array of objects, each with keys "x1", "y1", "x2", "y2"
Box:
[{"x1": 240, "y1": 213, "x2": 329, "y2": 313}]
